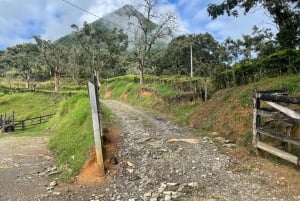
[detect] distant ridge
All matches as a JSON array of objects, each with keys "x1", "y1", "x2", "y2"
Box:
[{"x1": 56, "y1": 4, "x2": 155, "y2": 46}]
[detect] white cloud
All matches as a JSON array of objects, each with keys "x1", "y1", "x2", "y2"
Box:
[
  {"x1": 80, "y1": 0, "x2": 131, "y2": 24},
  {"x1": 0, "y1": 0, "x2": 278, "y2": 50}
]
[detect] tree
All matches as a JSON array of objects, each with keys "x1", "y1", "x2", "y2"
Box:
[
  {"x1": 222, "y1": 25, "x2": 277, "y2": 63},
  {"x1": 126, "y1": 0, "x2": 176, "y2": 85},
  {"x1": 157, "y1": 35, "x2": 190, "y2": 75},
  {"x1": 207, "y1": 0, "x2": 300, "y2": 49},
  {"x1": 161, "y1": 33, "x2": 227, "y2": 77},
  {"x1": 33, "y1": 36, "x2": 68, "y2": 92},
  {"x1": 6, "y1": 43, "x2": 41, "y2": 88},
  {"x1": 71, "y1": 22, "x2": 128, "y2": 85},
  {"x1": 66, "y1": 46, "x2": 91, "y2": 86}
]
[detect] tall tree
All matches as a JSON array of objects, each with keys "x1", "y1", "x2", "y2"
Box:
[
  {"x1": 161, "y1": 33, "x2": 227, "y2": 77},
  {"x1": 33, "y1": 36, "x2": 68, "y2": 92},
  {"x1": 6, "y1": 43, "x2": 41, "y2": 88},
  {"x1": 222, "y1": 26, "x2": 276, "y2": 62},
  {"x1": 66, "y1": 46, "x2": 91, "y2": 86},
  {"x1": 71, "y1": 22, "x2": 128, "y2": 85},
  {"x1": 207, "y1": 0, "x2": 300, "y2": 49},
  {"x1": 126, "y1": 0, "x2": 176, "y2": 85},
  {"x1": 155, "y1": 35, "x2": 190, "y2": 75}
]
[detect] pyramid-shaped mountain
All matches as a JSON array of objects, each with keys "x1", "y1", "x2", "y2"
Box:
[{"x1": 57, "y1": 5, "x2": 156, "y2": 46}]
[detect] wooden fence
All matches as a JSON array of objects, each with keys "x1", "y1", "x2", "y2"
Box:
[
  {"x1": 1, "y1": 112, "x2": 55, "y2": 132},
  {"x1": 253, "y1": 89, "x2": 300, "y2": 165},
  {"x1": 14, "y1": 114, "x2": 55, "y2": 130}
]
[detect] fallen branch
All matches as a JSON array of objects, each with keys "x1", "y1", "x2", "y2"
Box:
[{"x1": 165, "y1": 138, "x2": 201, "y2": 144}]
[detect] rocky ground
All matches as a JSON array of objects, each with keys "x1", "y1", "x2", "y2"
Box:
[
  {"x1": 0, "y1": 100, "x2": 299, "y2": 201},
  {"x1": 0, "y1": 136, "x2": 57, "y2": 201}
]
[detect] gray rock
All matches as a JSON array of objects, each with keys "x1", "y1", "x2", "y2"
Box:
[
  {"x1": 53, "y1": 191, "x2": 61, "y2": 196},
  {"x1": 49, "y1": 181, "x2": 57, "y2": 188},
  {"x1": 164, "y1": 194, "x2": 172, "y2": 201}
]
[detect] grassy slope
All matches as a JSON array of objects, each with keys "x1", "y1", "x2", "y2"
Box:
[
  {"x1": 188, "y1": 75, "x2": 300, "y2": 154},
  {"x1": 0, "y1": 92, "x2": 56, "y2": 119},
  {"x1": 0, "y1": 92, "x2": 58, "y2": 136},
  {"x1": 47, "y1": 92, "x2": 114, "y2": 181},
  {"x1": 48, "y1": 92, "x2": 94, "y2": 181}
]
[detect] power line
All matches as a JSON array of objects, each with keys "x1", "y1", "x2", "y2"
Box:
[
  {"x1": 61, "y1": 0, "x2": 140, "y2": 36},
  {"x1": 61, "y1": 0, "x2": 177, "y2": 47}
]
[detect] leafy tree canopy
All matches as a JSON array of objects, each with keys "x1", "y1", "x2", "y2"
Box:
[{"x1": 207, "y1": 0, "x2": 300, "y2": 49}]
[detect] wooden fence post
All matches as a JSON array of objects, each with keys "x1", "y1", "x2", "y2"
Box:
[
  {"x1": 2, "y1": 113, "x2": 6, "y2": 133},
  {"x1": 0, "y1": 114, "x2": 4, "y2": 133},
  {"x1": 12, "y1": 111, "x2": 15, "y2": 127},
  {"x1": 253, "y1": 90, "x2": 261, "y2": 153},
  {"x1": 88, "y1": 81, "x2": 105, "y2": 176}
]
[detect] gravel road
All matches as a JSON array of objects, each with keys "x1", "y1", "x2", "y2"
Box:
[
  {"x1": 0, "y1": 136, "x2": 54, "y2": 201},
  {"x1": 0, "y1": 100, "x2": 299, "y2": 201},
  {"x1": 99, "y1": 100, "x2": 298, "y2": 201}
]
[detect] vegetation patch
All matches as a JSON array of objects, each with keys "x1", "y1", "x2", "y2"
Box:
[
  {"x1": 0, "y1": 92, "x2": 56, "y2": 119},
  {"x1": 188, "y1": 75, "x2": 300, "y2": 152},
  {"x1": 48, "y1": 92, "x2": 94, "y2": 181}
]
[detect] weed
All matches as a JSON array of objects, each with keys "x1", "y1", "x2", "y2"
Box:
[
  {"x1": 241, "y1": 131, "x2": 253, "y2": 145},
  {"x1": 238, "y1": 91, "x2": 251, "y2": 107},
  {"x1": 171, "y1": 103, "x2": 198, "y2": 125}
]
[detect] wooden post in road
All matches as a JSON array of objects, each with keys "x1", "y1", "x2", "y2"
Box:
[{"x1": 88, "y1": 81, "x2": 105, "y2": 176}]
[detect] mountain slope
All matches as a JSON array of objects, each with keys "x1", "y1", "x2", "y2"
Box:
[{"x1": 56, "y1": 4, "x2": 156, "y2": 46}]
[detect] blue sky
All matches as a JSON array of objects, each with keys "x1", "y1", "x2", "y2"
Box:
[{"x1": 0, "y1": 0, "x2": 276, "y2": 50}]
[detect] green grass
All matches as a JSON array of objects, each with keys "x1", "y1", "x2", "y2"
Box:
[
  {"x1": 48, "y1": 92, "x2": 94, "y2": 182},
  {"x1": 170, "y1": 103, "x2": 198, "y2": 125},
  {"x1": 266, "y1": 75, "x2": 300, "y2": 93},
  {"x1": 149, "y1": 84, "x2": 177, "y2": 97},
  {"x1": 0, "y1": 92, "x2": 56, "y2": 119}
]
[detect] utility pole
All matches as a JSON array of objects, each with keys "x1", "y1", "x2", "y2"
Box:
[
  {"x1": 88, "y1": 81, "x2": 105, "y2": 176},
  {"x1": 190, "y1": 44, "x2": 193, "y2": 78}
]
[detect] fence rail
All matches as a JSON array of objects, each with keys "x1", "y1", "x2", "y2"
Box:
[
  {"x1": 253, "y1": 89, "x2": 300, "y2": 165},
  {"x1": 0, "y1": 112, "x2": 55, "y2": 132},
  {"x1": 14, "y1": 114, "x2": 55, "y2": 130}
]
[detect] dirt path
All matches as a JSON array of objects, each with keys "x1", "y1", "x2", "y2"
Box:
[{"x1": 0, "y1": 135, "x2": 55, "y2": 201}]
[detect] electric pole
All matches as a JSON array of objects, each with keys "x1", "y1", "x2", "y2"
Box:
[{"x1": 190, "y1": 44, "x2": 193, "y2": 78}]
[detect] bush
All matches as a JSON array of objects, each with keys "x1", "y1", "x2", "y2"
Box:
[{"x1": 212, "y1": 49, "x2": 300, "y2": 89}]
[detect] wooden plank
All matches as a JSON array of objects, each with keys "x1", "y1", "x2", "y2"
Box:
[
  {"x1": 257, "y1": 93, "x2": 300, "y2": 104},
  {"x1": 257, "y1": 109, "x2": 300, "y2": 126},
  {"x1": 257, "y1": 141, "x2": 299, "y2": 165},
  {"x1": 257, "y1": 127, "x2": 300, "y2": 146},
  {"x1": 255, "y1": 89, "x2": 288, "y2": 95},
  {"x1": 266, "y1": 101, "x2": 300, "y2": 120},
  {"x1": 88, "y1": 82, "x2": 105, "y2": 176}
]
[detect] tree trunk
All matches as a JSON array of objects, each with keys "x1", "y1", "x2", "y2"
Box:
[
  {"x1": 204, "y1": 78, "x2": 208, "y2": 102},
  {"x1": 139, "y1": 68, "x2": 144, "y2": 85},
  {"x1": 72, "y1": 74, "x2": 81, "y2": 87},
  {"x1": 94, "y1": 69, "x2": 100, "y2": 88},
  {"x1": 25, "y1": 80, "x2": 29, "y2": 89},
  {"x1": 54, "y1": 71, "x2": 60, "y2": 92}
]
